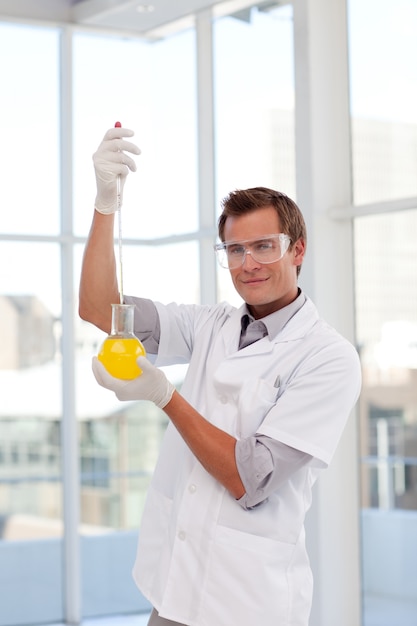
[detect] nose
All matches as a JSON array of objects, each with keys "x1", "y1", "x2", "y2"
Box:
[{"x1": 241, "y1": 249, "x2": 261, "y2": 269}]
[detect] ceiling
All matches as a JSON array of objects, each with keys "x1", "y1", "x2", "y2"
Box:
[{"x1": 0, "y1": 0, "x2": 267, "y2": 39}]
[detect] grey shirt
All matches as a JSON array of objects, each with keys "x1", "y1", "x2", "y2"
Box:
[{"x1": 124, "y1": 292, "x2": 313, "y2": 509}]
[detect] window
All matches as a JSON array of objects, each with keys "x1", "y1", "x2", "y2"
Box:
[
  {"x1": 349, "y1": 0, "x2": 417, "y2": 622},
  {"x1": 213, "y1": 5, "x2": 295, "y2": 304},
  {"x1": 0, "y1": 23, "x2": 64, "y2": 626},
  {"x1": 0, "y1": 19, "x2": 199, "y2": 625}
]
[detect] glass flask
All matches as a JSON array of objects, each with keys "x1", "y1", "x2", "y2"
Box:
[{"x1": 98, "y1": 303, "x2": 146, "y2": 380}]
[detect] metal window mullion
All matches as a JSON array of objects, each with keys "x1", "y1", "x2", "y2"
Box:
[
  {"x1": 328, "y1": 195, "x2": 417, "y2": 220},
  {"x1": 59, "y1": 25, "x2": 81, "y2": 625}
]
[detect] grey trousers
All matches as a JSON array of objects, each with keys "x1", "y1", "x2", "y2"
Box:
[{"x1": 147, "y1": 608, "x2": 187, "y2": 626}]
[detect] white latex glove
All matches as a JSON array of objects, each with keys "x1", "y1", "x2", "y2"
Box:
[
  {"x1": 93, "y1": 127, "x2": 141, "y2": 214},
  {"x1": 92, "y1": 356, "x2": 175, "y2": 408}
]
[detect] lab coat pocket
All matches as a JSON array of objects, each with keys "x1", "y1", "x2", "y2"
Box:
[
  {"x1": 202, "y1": 525, "x2": 293, "y2": 626},
  {"x1": 237, "y1": 377, "x2": 279, "y2": 438}
]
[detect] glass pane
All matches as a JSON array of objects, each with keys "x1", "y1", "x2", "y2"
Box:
[
  {"x1": 75, "y1": 241, "x2": 197, "y2": 531},
  {"x1": 0, "y1": 242, "x2": 64, "y2": 624},
  {"x1": 121, "y1": 241, "x2": 200, "y2": 303},
  {"x1": 349, "y1": 0, "x2": 417, "y2": 205},
  {"x1": 73, "y1": 28, "x2": 198, "y2": 617},
  {"x1": 0, "y1": 23, "x2": 60, "y2": 235},
  {"x1": 77, "y1": 402, "x2": 167, "y2": 532},
  {"x1": 73, "y1": 30, "x2": 198, "y2": 239},
  {"x1": 354, "y1": 210, "x2": 417, "y2": 624},
  {"x1": 214, "y1": 5, "x2": 295, "y2": 209},
  {"x1": 0, "y1": 242, "x2": 62, "y2": 540}
]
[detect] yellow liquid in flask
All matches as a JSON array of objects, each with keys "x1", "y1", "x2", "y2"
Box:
[
  {"x1": 97, "y1": 304, "x2": 146, "y2": 380},
  {"x1": 98, "y1": 337, "x2": 146, "y2": 380}
]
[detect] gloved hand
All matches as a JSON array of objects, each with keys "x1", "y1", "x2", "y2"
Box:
[
  {"x1": 92, "y1": 356, "x2": 175, "y2": 408},
  {"x1": 93, "y1": 127, "x2": 141, "y2": 214}
]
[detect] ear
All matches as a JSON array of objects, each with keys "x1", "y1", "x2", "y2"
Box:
[{"x1": 292, "y1": 238, "x2": 306, "y2": 266}]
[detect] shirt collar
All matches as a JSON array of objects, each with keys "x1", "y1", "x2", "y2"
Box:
[{"x1": 241, "y1": 288, "x2": 306, "y2": 340}]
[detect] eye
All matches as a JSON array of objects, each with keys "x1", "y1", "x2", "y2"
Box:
[
  {"x1": 254, "y1": 240, "x2": 274, "y2": 252},
  {"x1": 227, "y1": 244, "x2": 245, "y2": 256}
]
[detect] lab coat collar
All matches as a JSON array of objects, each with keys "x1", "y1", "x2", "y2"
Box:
[{"x1": 220, "y1": 295, "x2": 319, "y2": 357}]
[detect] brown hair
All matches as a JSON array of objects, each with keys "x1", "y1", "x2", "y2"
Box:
[{"x1": 218, "y1": 187, "x2": 307, "y2": 275}]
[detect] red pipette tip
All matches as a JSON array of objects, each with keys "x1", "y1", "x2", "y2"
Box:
[{"x1": 115, "y1": 121, "x2": 122, "y2": 127}]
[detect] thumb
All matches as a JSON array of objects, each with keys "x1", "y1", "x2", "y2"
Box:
[
  {"x1": 92, "y1": 357, "x2": 128, "y2": 393},
  {"x1": 92, "y1": 356, "x2": 110, "y2": 386},
  {"x1": 136, "y1": 356, "x2": 152, "y2": 372}
]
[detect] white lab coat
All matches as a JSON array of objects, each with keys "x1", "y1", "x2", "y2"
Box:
[{"x1": 132, "y1": 297, "x2": 361, "y2": 626}]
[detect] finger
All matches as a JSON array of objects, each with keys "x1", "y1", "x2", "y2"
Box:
[
  {"x1": 116, "y1": 138, "x2": 141, "y2": 156},
  {"x1": 102, "y1": 127, "x2": 135, "y2": 141},
  {"x1": 92, "y1": 356, "x2": 110, "y2": 387},
  {"x1": 94, "y1": 152, "x2": 138, "y2": 174},
  {"x1": 106, "y1": 153, "x2": 138, "y2": 172},
  {"x1": 92, "y1": 356, "x2": 124, "y2": 391},
  {"x1": 136, "y1": 356, "x2": 151, "y2": 371},
  {"x1": 100, "y1": 138, "x2": 141, "y2": 156}
]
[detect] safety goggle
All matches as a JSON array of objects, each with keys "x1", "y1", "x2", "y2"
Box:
[{"x1": 214, "y1": 233, "x2": 291, "y2": 269}]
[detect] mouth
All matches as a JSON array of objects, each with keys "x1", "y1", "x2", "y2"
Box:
[{"x1": 241, "y1": 276, "x2": 269, "y2": 285}]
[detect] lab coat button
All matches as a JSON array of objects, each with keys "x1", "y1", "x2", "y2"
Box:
[
  {"x1": 178, "y1": 531, "x2": 186, "y2": 541},
  {"x1": 220, "y1": 395, "x2": 228, "y2": 404},
  {"x1": 188, "y1": 484, "x2": 197, "y2": 494}
]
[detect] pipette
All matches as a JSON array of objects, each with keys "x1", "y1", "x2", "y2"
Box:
[
  {"x1": 97, "y1": 121, "x2": 146, "y2": 380},
  {"x1": 114, "y1": 121, "x2": 124, "y2": 304}
]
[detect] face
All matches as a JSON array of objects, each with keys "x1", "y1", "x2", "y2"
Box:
[{"x1": 223, "y1": 206, "x2": 305, "y2": 319}]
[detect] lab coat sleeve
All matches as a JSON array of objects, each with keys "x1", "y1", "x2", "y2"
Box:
[
  {"x1": 153, "y1": 300, "x2": 235, "y2": 366},
  {"x1": 258, "y1": 335, "x2": 362, "y2": 467},
  {"x1": 123, "y1": 295, "x2": 161, "y2": 354},
  {"x1": 235, "y1": 436, "x2": 313, "y2": 509}
]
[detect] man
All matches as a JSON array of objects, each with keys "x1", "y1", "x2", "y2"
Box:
[{"x1": 79, "y1": 126, "x2": 361, "y2": 626}]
